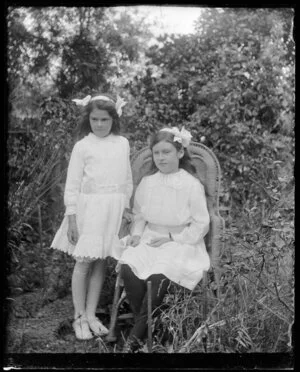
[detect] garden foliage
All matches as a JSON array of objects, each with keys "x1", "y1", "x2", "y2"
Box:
[{"x1": 7, "y1": 6, "x2": 294, "y2": 352}]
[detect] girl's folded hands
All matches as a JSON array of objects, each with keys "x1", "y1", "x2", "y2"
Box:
[
  {"x1": 126, "y1": 235, "x2": 141, "y2": 247},
  {"x1": 148, "y1": 237, "x2": 172, "y2": 247}
]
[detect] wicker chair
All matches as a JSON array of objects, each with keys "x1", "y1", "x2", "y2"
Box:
[{"x1": 106, "y1": 141, "x2": 225, "y2": 342}]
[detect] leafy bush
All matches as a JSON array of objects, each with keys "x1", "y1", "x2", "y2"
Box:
[{"x1": 7, "y1": 97, "x2": 78, "y2": 294}]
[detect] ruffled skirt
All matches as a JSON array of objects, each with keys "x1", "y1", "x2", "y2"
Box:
[{"x1": 51, "y1": 193, "x2": 125, "y2": 261}]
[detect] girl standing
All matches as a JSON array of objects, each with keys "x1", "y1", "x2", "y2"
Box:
[
  {"x1": 51, "y1": 93, "x2": 133, "y2": 340},
  {"x1": 118, "y1": 127, "x2": 210, "y2": 352}
]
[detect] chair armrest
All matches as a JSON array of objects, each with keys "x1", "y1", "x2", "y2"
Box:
[{"x1": 205, "y1": 213, "x2": 225, "y2": 268}]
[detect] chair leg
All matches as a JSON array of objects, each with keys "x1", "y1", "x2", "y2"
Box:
[
  {"x1": 147, "y1": 280, "x2": 152, "y2": 353},
  {"x1": 106, "y1": 272, "x2": 123, "y2": 342},
  {"x1": 214, "y1": 267, "x2": 221, "y2": 299},
  {"x1": 202, "y1": 270, "x2": 208, "y2": 320}
]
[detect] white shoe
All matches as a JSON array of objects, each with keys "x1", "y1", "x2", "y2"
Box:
[
  {"x1": 87, "y1": 317, "x2": 109, "y2": 336},
  {"x1": 73, "y1": 315, "x2": 93, "y2": 340}
]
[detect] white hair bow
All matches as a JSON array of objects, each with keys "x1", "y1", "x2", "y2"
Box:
[
  {"x1": 72, "y1": 95, "x2": 93, "y2": 106},
  {"x1": 115, "y1": 95, "x2": 127, "y2": 117},
  {"x1": 72, "y1": 94, "x2": 127, "y2": 117},
  {"x1": 160, "y1": 126, "x2": 192, "y2": 148}
]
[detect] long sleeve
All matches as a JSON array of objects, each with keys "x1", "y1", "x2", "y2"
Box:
[
  {"x1": 130, "y1": 178, "x2": 147, "y2": 236},
  {"x1": 64, "y1": 142, "x2": 85, "y2": 215},
  {"x1": 172, "y1": 181, "x2": 210, "y2": 245},
  {"x1": 125, "y1": 141, "x2": 133, "y2": 208}
]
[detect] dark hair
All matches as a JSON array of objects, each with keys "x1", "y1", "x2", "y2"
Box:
[
  {"x1": 147, "y1": 130, "x2": 197, "y2": 176},
  {"x1": 75, "y1": 93, "x2": 120, "y2": 139}
]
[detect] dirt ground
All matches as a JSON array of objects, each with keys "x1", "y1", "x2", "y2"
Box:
[
  {"x1": 4, "y1": 289, "x2": 133, "y2": 355},
  {"x1": 4, "y1": 244, "x2": 139, "y2": 359},
  {"x1": 4, "y1": 289, "x2": 295, "y2": 371},
  {"x1": 3, "y1": 286, "x2": 176, "y2": 369}
]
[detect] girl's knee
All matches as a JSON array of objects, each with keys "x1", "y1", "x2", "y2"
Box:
[
  {"x1": 73, "y1": 260, "x2": 92, "y2": 275},
  {"x1": 92, "y1": 258, "x2": 106, "y2": 269},
  {"x1": 89, "y1": 258, "x2": 106, "y2": 278},
  {"x1": 147, "y1": 274, "x2": 170, "y2": 297},
  {"x1": 121, "y1": 264, "x2": 133, "y2": 277},
  {"x1": 147, "y1": 273, "x2": 168, "y2": 284}
]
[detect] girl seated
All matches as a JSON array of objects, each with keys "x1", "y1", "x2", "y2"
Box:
[{"x1": 118, "y1": 127, "x2": 210, "y2": 352}]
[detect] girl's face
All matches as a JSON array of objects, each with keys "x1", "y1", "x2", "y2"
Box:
[
  {"x1": 89, "y1": 108, "x2": 113, "y2": 138},
  {"x1": 152, "y1": 140, "x2": 184, "y2": 174}
]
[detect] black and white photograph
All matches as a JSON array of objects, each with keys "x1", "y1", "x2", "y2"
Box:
[{"x1": 4, "y1": 4, "x2": 294, "y2": 370}]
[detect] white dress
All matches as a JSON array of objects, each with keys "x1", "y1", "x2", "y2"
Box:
[
  {"x1": 118, "y1": 169, "x2": 210, "y2": 290},
  {"x1": 51, "y1": 132, "x2": 133, "y2": 261}
]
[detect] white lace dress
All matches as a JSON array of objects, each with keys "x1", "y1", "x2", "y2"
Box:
[
  {"x1": 51, "y1": 132, "x2": 133, "y2": 261},
  {"x1": 118, "y1": 169, "x2": 210, "y2": 290}
]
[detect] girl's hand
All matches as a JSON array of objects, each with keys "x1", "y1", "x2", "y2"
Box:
[
  {"x1": 148, "y1": 237, "x2": 172, "y2": 247},
  {"x1": 67, "y1": 215, "x2": 79, "y2": 245},
  {"x1": 126, "y1": 235, "x2": 141, "y2": 247},
  {"x1": 122, "y1": 208, "x2": 133, "y2": 223}
]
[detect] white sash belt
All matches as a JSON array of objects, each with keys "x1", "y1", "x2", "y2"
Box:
[
  {"x1": 82, "y1": 183, "x2": 127, "y2": 195},
  {"x1": 147, "y1": 222, "x2": 188, "y2": 234}
]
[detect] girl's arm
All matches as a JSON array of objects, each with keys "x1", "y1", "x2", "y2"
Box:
[
  {"x1": 67, "y1": 214, "x2": 79, "y2": 245},
  {"x1": 130, "y1": 178, "x2": 147, "y2": 237},
  {"x1": 124, "y1": 140, "x2": 133, "y2": 209},
  {"x1": 64, "y1": 142, "x2": 85, "y2": 216},
  {"x1": 171, "y1": 181, "x2": 210, "y2": 245}
]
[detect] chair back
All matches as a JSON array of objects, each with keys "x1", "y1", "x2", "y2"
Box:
[{"x1": 130, "y1": 142, "x2": 225, "y2": 268}]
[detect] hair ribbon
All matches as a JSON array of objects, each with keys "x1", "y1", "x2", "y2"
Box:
[
  {"x1": 160, "y1": 126, "x2": 193, "y2": 148},
  {"x1": 72, "y1": 95, "x2": 126, "y2": 117}
]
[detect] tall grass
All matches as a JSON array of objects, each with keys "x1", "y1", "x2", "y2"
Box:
[
  {"x1": 150, "y1": 187, "x2": 294, "y2": 353},
  {"x1": 7, "y1": 133, "x2": 66, "y2": 251}
]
